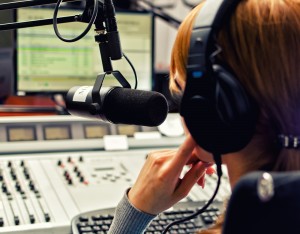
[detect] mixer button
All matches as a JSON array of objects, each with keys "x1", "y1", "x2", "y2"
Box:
[
  {"x1": 79, "y1": 156, "x2": 84, "y2": 162},
  {"x1": 0, "y1": 217, "x2": 4, "y2": 227},
  {"x1": 7, "y1": 161, "x2": 12, "y2": 167},
  {"x1": 57, "y1": 160, "x2": 62, "y2": 166},
  {"x1": 83, "y1": 180, "x2": 89, "y2": 185},
  {"x1": 20, "y1": 161, "x2": 25, "y2": 167},
  {"x1": 64, "y1": 170, "x2": 69, "y2": 177}
]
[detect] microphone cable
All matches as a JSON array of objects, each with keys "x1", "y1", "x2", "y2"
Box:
[
  {"x1": 162, "y1": 154, "x2": 223, "y2": 234},
  {"x1": 53, "y1": 0, "x2": 98, "y2": 42},
  {"x1": 122, "y1": 52, "x2": 138, "y2": 89}
]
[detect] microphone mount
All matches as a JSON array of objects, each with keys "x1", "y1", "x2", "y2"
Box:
[{"x1": 0, "y1": 0, "x2": 131, "y2": 110}]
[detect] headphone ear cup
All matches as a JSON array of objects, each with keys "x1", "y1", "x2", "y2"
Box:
[
  {"x1": 214, "y1": 64, "x2": 253, "y2": 123},
  {"x1": 212, "y1": 64, "x2": 258, "y2": 153}
]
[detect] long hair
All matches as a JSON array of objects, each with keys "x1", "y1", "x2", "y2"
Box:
[{"x1": 169, "y1": 0, "x2": 300, "y2": 233}]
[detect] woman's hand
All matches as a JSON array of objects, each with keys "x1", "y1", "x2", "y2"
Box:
[{"x1": 128, "y1": 135, "x2": 213, "y2": 215}]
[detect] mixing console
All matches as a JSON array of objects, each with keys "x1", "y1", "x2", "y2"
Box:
[{"x1": 0, "y1": 115, "x2": 231, "y2": 234}]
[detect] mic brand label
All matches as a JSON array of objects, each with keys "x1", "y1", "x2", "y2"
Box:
[{"x1": 73, "y1": 86, "x2": 93, "y2": 102}]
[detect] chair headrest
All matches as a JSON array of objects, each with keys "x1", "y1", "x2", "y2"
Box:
[{"x1": 223, "y1": 171, "x2": 300, "y2": 234}]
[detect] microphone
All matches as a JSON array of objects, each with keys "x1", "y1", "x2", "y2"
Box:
[
  {"x1": 66, "y1": 86, "x2": 169, "y2": 127},
  {"x1": 103, "y1": 0, "x2": 122, "y2": 60}
]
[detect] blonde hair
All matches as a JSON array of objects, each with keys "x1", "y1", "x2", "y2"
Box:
[{"x1": 169, "y1": 0, "x2": 300, "y2": 233}]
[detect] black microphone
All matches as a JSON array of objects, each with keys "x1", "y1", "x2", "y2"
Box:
[
  {"x1": 104, "y1": 0, "x2": 122, "y2": 60},
  {"x1": 66, "y1": 86, "x2": 169, "y2": 127}
]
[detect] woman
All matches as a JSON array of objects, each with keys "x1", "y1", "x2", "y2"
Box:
[{"x1": 109, "y1": 0, "x2": 300, "y2": 233}]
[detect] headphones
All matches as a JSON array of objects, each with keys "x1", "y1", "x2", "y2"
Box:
[{"x1": 180, "y1": 0, "x2": 259, "y2": 157}]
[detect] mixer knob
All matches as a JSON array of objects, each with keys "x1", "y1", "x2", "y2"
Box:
[
  {"x1": 23, "y1": 168, "x2": 30, "y2": 180},
  {"x1": 29, "y1": 215, "x2": 35, "y2": 224},
  {"x1": 7, "y1": 194, "x2": 12, "y2": 200},
  {"x1": 1, "y1": 183, "x2": 7, "y2": 193},
  {"x1": 44, "y1": 213, "x2": 51, "y2": 222},
  {"x1": 10, "y1": 170, "x2": 17, "y2": 180},
  {"x1": 15, "y1": 182, "x2": 21, "y2": 191},
  {"x1": 29, "y1": 181, "x2": 35, "y2": 191},
  {"x1": 14, "y1": 216, "x2": 20, "y2": 225},
  {"x1": 7, "y1": 161, "x2": 12, "y2": 168}
]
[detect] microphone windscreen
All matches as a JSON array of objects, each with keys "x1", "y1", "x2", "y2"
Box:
[{"x1": 103, "y1": 88, "x2": 169, "y2": 126}]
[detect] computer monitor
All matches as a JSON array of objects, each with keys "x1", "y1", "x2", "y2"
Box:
[{"x1": 15, "y1": 7, "x2": 154, "y2": 95}]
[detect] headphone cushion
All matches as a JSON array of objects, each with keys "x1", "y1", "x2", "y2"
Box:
[{"x1": 182, "y1": 65, "x2": 258, "y2": 154}]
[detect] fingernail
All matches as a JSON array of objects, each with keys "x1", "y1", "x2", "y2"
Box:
[
  {"x1": 204, "y1": 162, "x2": 214, "y2": 167},
  {"x1": 202, "y1": 178, "x2": 206, "y2": 189}
]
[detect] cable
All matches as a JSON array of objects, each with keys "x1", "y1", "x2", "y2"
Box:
[
  {"x1": 53, "y1": 0, "x2": 98, "y2": 42},
  {"x1": 162, "y1": 154, "x2": 223, "y2": 234},
  {"x1": 122, "y1": 52, "x2": 138, "y2": 89},
  {"x1": 182, "y1": 0, "x2": 204, "y2": 8}
]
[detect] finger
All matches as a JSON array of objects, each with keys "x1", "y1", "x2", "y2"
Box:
[
  {"x1": 170, "y1": 135, "x2": 198, "y2": 171},
  {"x1": 174, "y1": 161, "x2": 207, "y2": 199},
  {"x1": 197, "y1": 175, "x2": 205, "y2": 188},
  {"x1": 186, "y1": 153, "x2": 202, "y2": 165},
  {"x1": 146, "y1": 149, "x2": 176, "y2": 158}
]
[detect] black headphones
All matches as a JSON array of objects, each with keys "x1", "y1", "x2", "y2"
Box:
[{"x1": 180, "y1": 0, "x2": 259, "y2": 157}]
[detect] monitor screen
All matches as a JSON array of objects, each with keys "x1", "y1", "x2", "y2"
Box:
[{"x1": 15, "y1": 7, "x2": 154, "y2": 95}]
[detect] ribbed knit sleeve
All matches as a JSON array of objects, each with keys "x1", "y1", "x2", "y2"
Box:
[{"x1": 108, "y1": 189, "x2": 157, "y2": 234}]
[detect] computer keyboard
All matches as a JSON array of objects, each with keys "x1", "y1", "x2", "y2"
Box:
[{"x1": 71, "y1": 201, "x2": 223, "y2": 234}]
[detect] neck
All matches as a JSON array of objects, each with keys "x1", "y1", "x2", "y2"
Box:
[{"x1": 222, "y1": 153, "x2": 248, "y2": 189}]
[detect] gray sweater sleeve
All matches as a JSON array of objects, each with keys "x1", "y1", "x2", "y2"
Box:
[{"x1": 108, "y1": 189, "x2": 157, "y2": 234}]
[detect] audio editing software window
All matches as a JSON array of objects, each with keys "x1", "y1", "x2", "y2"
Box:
[{"x1": 15, "y1": 7, "x2": 154, "y2": 94}]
